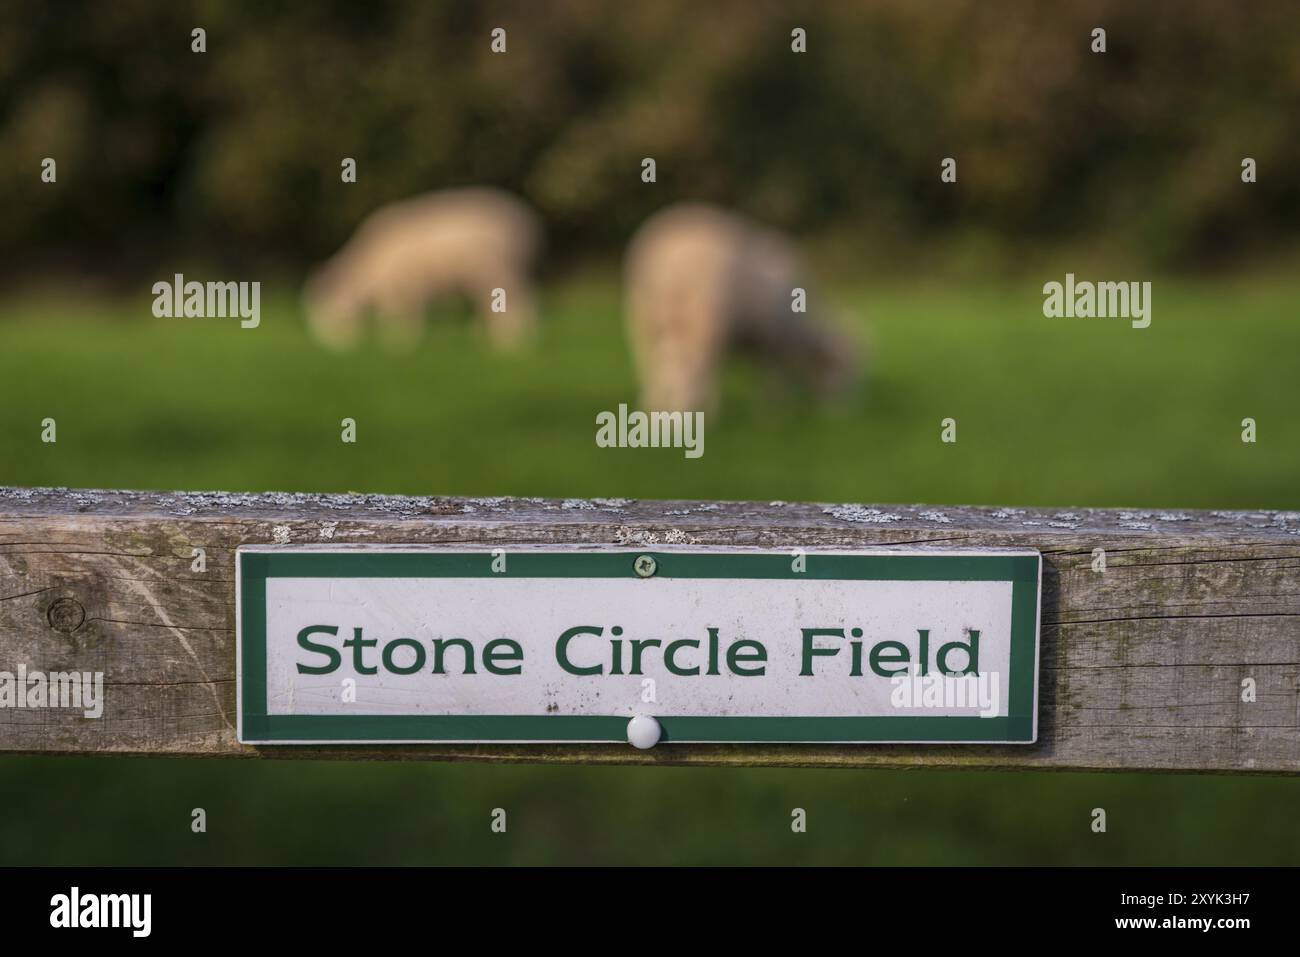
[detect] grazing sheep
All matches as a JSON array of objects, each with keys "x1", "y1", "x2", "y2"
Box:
[
  {"x1": 624, "y1": 203, "x2": 860, "y2": 413},
  {"x1": 304, "y1": 188, "x2": 542, "y2": 352}
]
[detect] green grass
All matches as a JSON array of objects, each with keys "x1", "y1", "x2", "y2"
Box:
[
  {"x1": 1, "y1": 277, "x2": 1296, "y2": 507},
  {"x1": 1, "y1": 276, "x2": 1298, "y2": 865},
  {"x1": 4, "y1": 758, "x2": 1300, "y2": 866}
]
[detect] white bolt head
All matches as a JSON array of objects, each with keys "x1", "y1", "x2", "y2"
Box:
[{"x1": 626, "y1": 714, "x2": 662, "y2": 749}]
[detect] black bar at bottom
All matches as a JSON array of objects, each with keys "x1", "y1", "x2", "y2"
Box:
[{"x1": 1, "y1": 866, "x2": 1281, "y2": 942}]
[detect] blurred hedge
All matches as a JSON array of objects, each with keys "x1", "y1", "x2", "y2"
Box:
[{"x1": 1, "y1": 0, "x2": 1298, "y2": 277}]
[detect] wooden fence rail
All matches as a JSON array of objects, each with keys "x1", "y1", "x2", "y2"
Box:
[{"x1": 0, "y1": 487, "x2": 1297, "y2": 773}]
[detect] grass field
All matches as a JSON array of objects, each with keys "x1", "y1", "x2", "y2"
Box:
[
  {"x1": 1, "y1": 275, "x2": 1298, "y2": 864},
  {"x1": 2, "y1": 277, "x2": 1298, "y2": 507}
]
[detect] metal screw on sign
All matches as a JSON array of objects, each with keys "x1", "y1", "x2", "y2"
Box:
[
  {"x1": 633, "y1": 555, "x2": 657, "y2": 578},
  {"x1": 627, "y1": 714, "x2": 662, "y2": 749}
]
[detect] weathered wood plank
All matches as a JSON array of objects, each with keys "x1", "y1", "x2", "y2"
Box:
[{"x1": 0, "y1": 487, "x2": 1297, "y2": 772}]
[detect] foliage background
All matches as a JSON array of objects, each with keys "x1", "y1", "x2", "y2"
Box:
[{"x1": 2, "y1": 0, "x2": 1299, "y2": 280}]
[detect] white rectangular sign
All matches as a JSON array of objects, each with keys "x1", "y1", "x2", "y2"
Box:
[{"x1": 236, "y1": 547, "x2": 1040, "y2": 745}]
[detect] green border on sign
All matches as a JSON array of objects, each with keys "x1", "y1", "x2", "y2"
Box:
[{"x1": 238, "y1": 550, "x2": 1039, "y2": 744}]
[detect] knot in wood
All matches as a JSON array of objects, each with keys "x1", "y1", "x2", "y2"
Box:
[{"x1": 47, "y1": 597, "x2": 86, "y2": 633}]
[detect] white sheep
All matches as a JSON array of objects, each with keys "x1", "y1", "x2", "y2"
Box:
[
  {"x1": 624, "y1": 203, "x2": 861, "y2": 413},
  {"x1": 304, "y1": 188, "x2": 542, "y2": 351}
]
